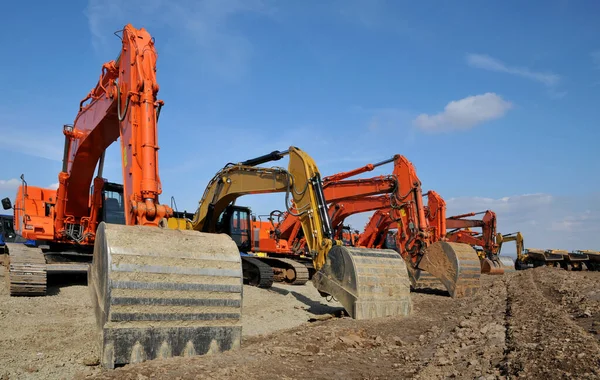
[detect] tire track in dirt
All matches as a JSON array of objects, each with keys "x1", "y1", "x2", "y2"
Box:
[
  {"x1": 83, "y1": 277, "x2": 512, "y2": 380},
  {"x1": 412, "y1": 277, "x2": 508, "y2": 380},
  {"x1": 532, "y1": 268, "x2": 600, "y2": 341},
  {"x1": 503, "y1": 268, "x2": 600, "y2": 379}
]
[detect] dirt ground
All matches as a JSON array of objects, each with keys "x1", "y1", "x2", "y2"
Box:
[{"x1": 2, "y1": 266, "x2": 600, "y2": 380}]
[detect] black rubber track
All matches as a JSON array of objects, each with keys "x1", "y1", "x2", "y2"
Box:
[{"x1": 241, "y1": 256, "x2": 274, "y2": 288}]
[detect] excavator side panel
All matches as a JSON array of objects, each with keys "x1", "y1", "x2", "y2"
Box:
[
  {"x1": 415, "y1": 241, "x2": 481, "y2": 298},
  {"x1": 312, "y1": 246, "x2": 412, "y2": 319},
  {"x1": 89, "y1": 223, "x2": 243, "y2": 368}
]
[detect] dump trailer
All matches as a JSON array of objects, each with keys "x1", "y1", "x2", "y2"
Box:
[
  {"x1": 579, "y1": 250, "x2": 600, "y2": 271},
  {"x1": 565, "y1": 250, "x2": 589, "y2": 271},
  {"x1": 2, "y1": 24, "x2": 243, "y2": 369},
  {"x1": 522, "y1": 248, "x2": 567, "y2": 268}
]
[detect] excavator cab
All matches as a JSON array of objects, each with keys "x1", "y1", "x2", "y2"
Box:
[
  {"x1": 217, "y1": 205, "x2": 252, "y2": 251},
  {"x1": 98, "y1": 182, "x2": 126, "y2": 225},
  {"x1": 0, "y1": 214, "x2": 18, "y2": 242},
  {"x1": 340, "y1": 225, "x2": 359, "y2": 246}
]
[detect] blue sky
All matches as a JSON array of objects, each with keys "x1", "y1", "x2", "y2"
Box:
[{"x1": 0, "y1": 0, "x2": 598, "y2": 252}]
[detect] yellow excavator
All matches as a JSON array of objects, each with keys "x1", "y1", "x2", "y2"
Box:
[
  {"x1": 175, "y1": 147, "x2": 413, "y2": 319},
  {"x1": 497, "y1": 232, "x2": 527, "y2": 269}
]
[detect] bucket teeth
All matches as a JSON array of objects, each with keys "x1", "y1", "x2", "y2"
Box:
[
  {"x1": 130, "y1": 342, "x2": 146, "y2": 364},
  {"x1": 312, "y1": 246, "x2": 412, "y2": 320},
  {"x1": 158, "y1": 341, "x2": 172, "y2": 359},
  {"x1": 182, "y1": 341, "x2": 197, "y2": 357},
  {"x1": 89, "y1": 222, "x2": 243, "y2": 368}
]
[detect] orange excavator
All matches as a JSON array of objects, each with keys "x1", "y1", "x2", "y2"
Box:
[
  {"x1": 358, "y1": 193, "x2": 516, "y2": 275},
  {"x1": 446, "y1": 210, "x2": 515, "y2": 274},
  {"x1": 1, "y1": 25, "x2": 243, "y2": 368},
  {"x1": 187, "y1": 157, "x2": 402, "y2": 286},
  {"x1": 251, "y1": 155, "x2": 481, "y2": 298}
]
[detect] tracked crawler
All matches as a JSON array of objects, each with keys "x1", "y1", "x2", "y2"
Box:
[
  {"x1": 244, "y1": 155, "x2": 481, "y2": 297},
  {"x1": 1, "y1": 24, "x2": 243, "y2": 368},
  {"x1": 183, "y1": 147, "x2": 412, "y2": 319},
  {"x1": 446, "y1": 208, "x2": 515, "y2": 275},
  {"x1": 348, "y1": 159, "x2": 481, "y2": 298}
]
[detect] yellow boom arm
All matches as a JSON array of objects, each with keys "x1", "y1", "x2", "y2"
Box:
[
  {"x1": 186, "y1": 146, "x2": 413, "y2": 320},
  {"x1": 189, "y1": 146, "x2": 335, "y2": 270}
]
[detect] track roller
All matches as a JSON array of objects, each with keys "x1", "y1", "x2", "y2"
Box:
[
  {"x1": 241, "y1": 256, "x2": 274, "y2": 288},
  {"x1": 256, "y1": 257, "x2": 310, "y2": 285},
  {"x1": 312, "y1": 246, "x2": 412, "y2": 320},
  {"x1": 89, "y1": 222, "x2": 243, "y2": 369},
  {"x1": 5, "y1": 243, "x2": 47, "y2": 296},
  {"x1": 415, "y1": 241, "x2": 481, "y2": 298}
]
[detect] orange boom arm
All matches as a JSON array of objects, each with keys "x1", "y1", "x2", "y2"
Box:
[{"x1": 52, "y1": 25, "x2": 171, "y2": 244}]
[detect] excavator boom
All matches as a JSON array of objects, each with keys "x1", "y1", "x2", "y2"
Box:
[
  {"x1": 188, "y1": 147, "x2": 412, "y2": 320},
  {"x1": 5, "y1": 24, "x2": 242, "y2": 369},
  {"x1": 261, "y1": 155, "x2": 481, "y2": 298}
]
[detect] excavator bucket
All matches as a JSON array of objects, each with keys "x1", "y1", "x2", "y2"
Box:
[
  {"x1": 480, "y1": 258, "x2": 505, "y2": 275},
  {"x1": 410, "y1": 270, "x2": 443, "y2": 290},
  {"x1": 498, "y1": 256, "x2": 516, "y2": 273},
  {"x1": 312, "y1": 246, "x2": 412, "y2": 319},
  {"x1": 89, "y1": 222, "x2": 243, "y2": 369},
  {"x1": 415, "y1": 241, "x2": 481, "y2": 298}
]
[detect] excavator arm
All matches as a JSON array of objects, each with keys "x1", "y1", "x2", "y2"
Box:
[
  {"x1": 356, "y1": 209, "x2": 394, "y2": 248},
  {"x1": 67, "y1": 25, "x2": 242, "y2": 368},
  {"x1": 497, "y1": 232, "x2": 525, "y2": 270},
  {"x1": 190, "y1": 147, "x2": 412, "y2": 319},
  {"x1": 446, "y1": 210, "x2": 515, "y2": 274},
  {"x1": 273, "y1": 158, "x2": 399, "y2": 250},
  {"x1": 329, "y1": 195, "x2": 392, "y2": 239},
  {"x1": 56, "y1": 26, "x2": 171, "y2": 241},
  {"x1": 266, "y1": 155, "x2": 481, "y2": 298},
  {"x1": 4, "y1": 25, "x2": 243, "y2": 369}
]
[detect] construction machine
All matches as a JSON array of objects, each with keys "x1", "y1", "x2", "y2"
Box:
[
  {"x1": 269, "y1": 157, "x2": 399, "y2": 254},
  {"x1": 274, "y1": 156, "x2": 481, "y2": 298},
  {"x1": 446, "y1": 210, "x2": 516, "y2": 274},
  {"x1": 521, "y1": 248, "x2": 568, "y2": 268},
  {"x1": 577, "y1": 250, "x2": 600, "y2": 271},
  {"x1": 183, "y1": 147, "x2": 413, "y2": 319},
  {"x1": 166, "y1": 157, "x2": 402, "y2": 286},
  {"x1": 496, "y1": 231, "x2": 545, "y2": 271},
  {"x1": 1, "y1": 25, "x2": 243, "y2": 368},
  {"x1": 498, "y1": 232, "x2": 597, "y2": 271},
  {"x1": 0, "y1": 213, "x2": 26, "y2": 243}
]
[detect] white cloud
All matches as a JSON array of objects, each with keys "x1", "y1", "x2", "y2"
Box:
[
  {"x1": 48, "y1": 183, "x2": 59, "y2": 190},
  {"x1": 0, "y1": 179, "x2": 20, "y2": 212},
  {"x1": 0, "y1": 179, "x2": 20, "y2": 191},
  {"x1": 445, "y1": 193, "x2": 600, "y2": 252},
  {"x1": 0, "y1": 127, "x2": 63, "y2": 161},
  {"x1": 412, "y1": 93, "x2": 512, "y2": 132},
  {"x1": 85, "y1": 0, "x2": 274, "y2": 80},
  {"x1": 466, "y1": 53, "x2": 561, "y2": 87},
  {"x1": 343, "y1": 192, "x2": 600, "y2": 256}
]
